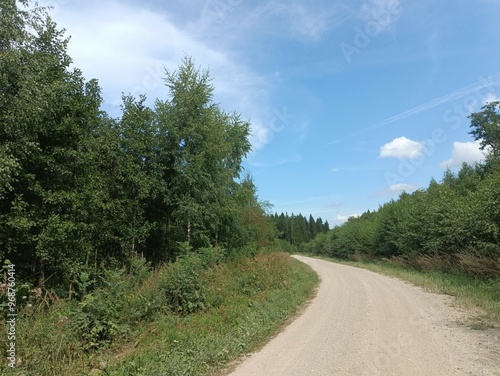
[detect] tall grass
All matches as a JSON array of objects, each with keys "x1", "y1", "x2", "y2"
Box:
[{"x1": 0, "y1": 251, "x2": 318, "y2": 375}]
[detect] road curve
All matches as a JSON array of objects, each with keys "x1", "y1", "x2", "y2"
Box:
[{"x1": 227, "y1": 255, "x2": 499, "y2": 376}]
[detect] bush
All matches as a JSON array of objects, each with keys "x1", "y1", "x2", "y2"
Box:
[
  {"x1": 75, "y1": 269, "x2": 130, "y2": 350},
  {"x1": 160, "y1": 254, "x2": 207, "y2": 315},
  {"x1": 197, "y1": 246, "x2": 226, "y2": 269}
]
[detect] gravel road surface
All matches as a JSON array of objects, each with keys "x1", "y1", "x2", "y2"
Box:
[{"x1": 228, "y1": 255, "x2": 500, "y2": 376}]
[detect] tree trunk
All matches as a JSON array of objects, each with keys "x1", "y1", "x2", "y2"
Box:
[{"x1": 39, "y1": 258, "x2": 45, "y2": 288}]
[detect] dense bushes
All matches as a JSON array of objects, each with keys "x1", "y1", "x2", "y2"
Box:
[
  {"x1": 0, "y1": 251, "x2": 318, "y2": 375},
  {"x1": 302, "y1": 162, "x2": 500, "y2": 277},
  {"x1": 302, "y1": 100, "x2": 500, "y2": 279}
]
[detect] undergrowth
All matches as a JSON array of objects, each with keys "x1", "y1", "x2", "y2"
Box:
[{"x1": 0, "y1": 249, "x2": 318, "y2": 375}]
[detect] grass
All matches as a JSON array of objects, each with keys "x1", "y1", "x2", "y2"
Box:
[
  {"x1": 0, "y1": 252, "x2": 318, "y2": 375},
  {"x1": 302, "y1": 253, "x2": 500, "y2": 328},
  {"x1": 105, "y1": 253, "x2": 318, "y2": 376}
]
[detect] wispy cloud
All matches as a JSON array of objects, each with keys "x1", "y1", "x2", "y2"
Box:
[
  {"x1": 52, "y1": 0, "x2": 276, "y2": 151},
  {"x1": 262, "y1": 1, "x2": 345, "y2": 41},
  {"x1": 248, "y1": 154, "x2": 303, "y2": 168},
  {"x1": 208, "y1": 1, "x2": 351, "y2": 43},
  {"x1": 329, "y1": 74, "x2": 500, "y2": 144},
  {"x1": 360, "y1": 0, "x2": 401, "y2": 25}
]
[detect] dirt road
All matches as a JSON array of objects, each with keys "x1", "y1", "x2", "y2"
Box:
[{"x1": 228, "y1": 256, "x2": 499, "y2": 376}]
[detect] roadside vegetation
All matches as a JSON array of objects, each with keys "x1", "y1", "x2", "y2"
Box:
[
  {"x1": 0, "y1": 249, "x2": 317, "y2": 375},
  {"x1": 301, "y1": 99, "x2": 500, "y2": 326},
  {"x1": 0, "y1": 2, "x2": 320, "y2": 375},
  {"x1": 304, "y1": 254, "x2": 499, "y2": 327}
]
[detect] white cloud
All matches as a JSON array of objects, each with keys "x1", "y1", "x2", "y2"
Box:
[
  {"x1": 373, "y1": 183, "x2": 419, "y2": 196},
  {"x1": 440, "y1": 141, "x2": 488, "y2": 168},
  {"x1": 331, "y1": 167, "x2": 340, "y2": 173},
  {"x1": 50, "y1": 1, "x2": 274, "y2": 151},
  {"x1": 388, "y1": 183, "x2": 418, "y2": 193},
  {"x1": 379, "y1": 137, "x2": 423, "y2": 159},
  {"x1": 332, "y1": 213, "x2": 360, "y2": 225}
]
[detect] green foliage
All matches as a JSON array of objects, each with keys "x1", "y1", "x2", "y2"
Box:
[
  {"x1": 270, "y1": 212, "x2": 329, "y2": 246},
  {"x1": 1, "y1": 2, "x2": 266, "y2": 293},
  {"x1": 0, "y1": 253, "x2": 318, "y2": 375},
  {"x1": 227, "y1": 174, "x2": 276, "y2": 250},
  {"x1": 160, "y1": 253, "x2": 207, "y2": 315},
  {"x1": 75, "y1": 268, "x2": 134, "y2": 350},
  {"x1": 152, "y1": 57, "x2": 252, "y2": 253},
  {"x1": 0, "y1": 1, "x2": 105, "y2": 286},
  {"x1": 469, "y1": 101, "x2": 500, "y2": 160},
  {"x1": 304, "y1": 163, "x2": 500, "y2": 278},
  {"x1": 197, "y1": 246, "x2": 226, "y2": 269},
  {"x1": 106, "y1": 253, "x2": 317, "y2": 376}
]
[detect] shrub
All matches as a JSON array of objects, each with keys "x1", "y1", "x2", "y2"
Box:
[
  {"x1": 74, "y1": 269, "x2": 130, "y2": 350},
  {"x1": 160, "y1": 254, "x2": 207, "y2": 315},
  {"x1": 197, "y1": 246, "x2": 226, "y2": 269}
]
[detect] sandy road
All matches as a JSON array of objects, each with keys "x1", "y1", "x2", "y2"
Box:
[{"x1": 228, "y1": 256, "x2": 500, "y2": 376}]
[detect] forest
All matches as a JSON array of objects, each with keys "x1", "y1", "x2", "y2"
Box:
[
  {"x1": 0, "y1": 1, "x2": 328, "y2": 295},
  {"x1": 270, "y1": 213, "x2": 329, "y2": 246},
  {"x1": 302, "y1": 103, "x2": 500, "y2": 278},
  {"x1": 0, "y1": 1, "x2": 260, "y2": 292},
  {"x1": 0, "y1": 5, "x2": 325, "y2": 373}
]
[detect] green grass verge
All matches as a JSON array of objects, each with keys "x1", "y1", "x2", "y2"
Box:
[
  {"x1": 1, "y1": 253, "x2": 318, "y2": 375},
  {"x1": 303, "y1": 253, "x2": 500, "y2": 328},
  {"x1": 105, "y1": 254, "x2": 318, "y2": 376}
]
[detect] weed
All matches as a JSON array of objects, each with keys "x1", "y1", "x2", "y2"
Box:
[{"x1": 0, "y1": 252, "x2": 318, "y2": 375}]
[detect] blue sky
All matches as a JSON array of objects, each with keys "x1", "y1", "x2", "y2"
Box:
[{"x1": 44, "y1": 0, "x2": 500, "y2": 226}]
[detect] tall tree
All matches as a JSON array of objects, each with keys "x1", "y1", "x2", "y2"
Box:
[
  {"x1": 154, "y1": 57, "x2": 251, "y2": 255},
  {"x1": 0, "y1": 1, "x2": 105, "y2": 286},
  {"x1": 469, "y1": 101, "x2": 500, "y2": 160}
]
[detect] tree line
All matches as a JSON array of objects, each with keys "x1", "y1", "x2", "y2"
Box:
[
  {"x1": 303, "y1": 102, "x2": 500, "y2": 278},
  {"x1": 270, "y1": 213, "x2": 329, "y2": 246},
  {"x1": 0, "y1": 1, "x2": 330, "y2": 295},
  {"x1": 0, "y1": 1, "x2": 278, "y2": 292}
]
